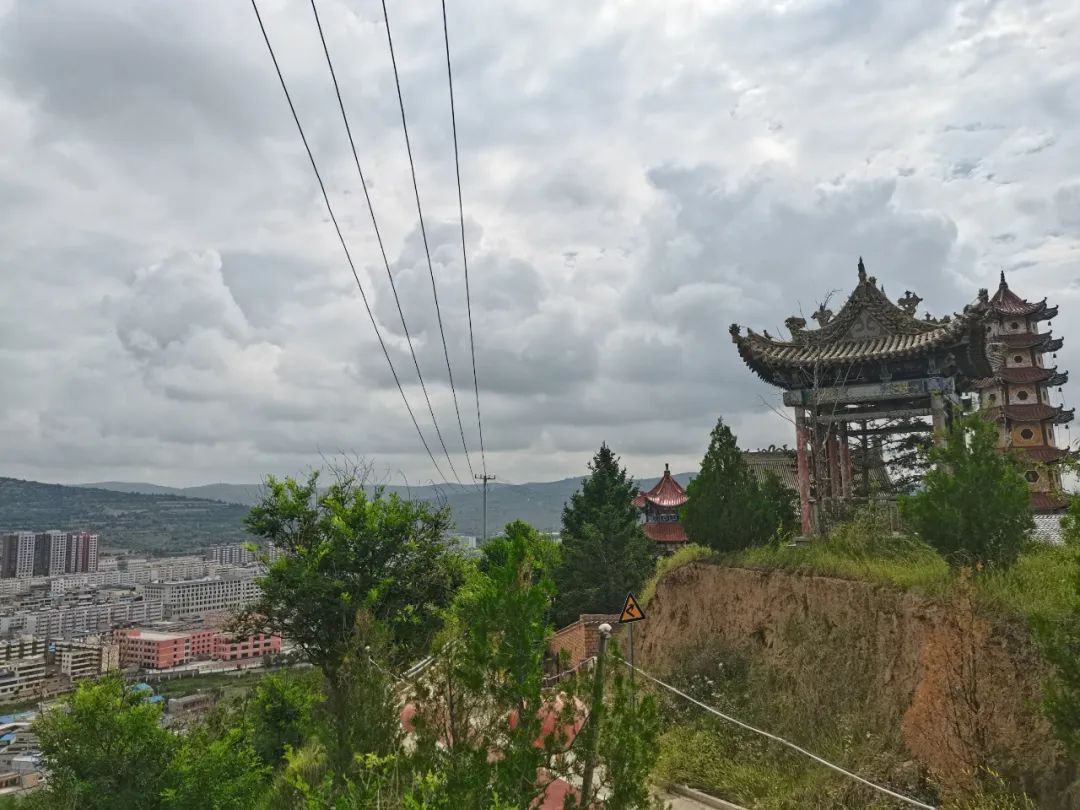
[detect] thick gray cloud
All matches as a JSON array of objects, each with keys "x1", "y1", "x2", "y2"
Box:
[{"x1": 2, "y1": 0, "x2": 1079, "y2": 488}]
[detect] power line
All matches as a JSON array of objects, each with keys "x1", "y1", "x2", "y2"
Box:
[
  {"x1": 380, "y1": 0, "x2": 475, "y2": 482},
  {"x1": 616, "y1": 655, "x2": 937, "y2": 810},
  {"x1": 250, "y1": 0, "x2": 454, "y2": 490},
  {"x1": 440, "y1": 0, "x2": 486, "y2": 477},
  {"x1": 309, "y1": 0, "x2": 464, "y2": 487}
]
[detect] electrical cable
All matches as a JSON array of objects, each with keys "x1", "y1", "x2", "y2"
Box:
[
  {"x1": 250, "y1": 0, "x2": 454, "y2": 489},
  {"x1": 309, "y1": 0, "x2": 464, "y2": 487},
  {"x1": 440, "y1": 0, "x2": 487, "y2": 478},
  {"x1": 380, "y1": 0, "x2": 475, "y2": 482}
]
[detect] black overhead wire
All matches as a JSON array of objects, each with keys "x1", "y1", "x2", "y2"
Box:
[
  {"x1": 440, "y1": 0, "x2": 487, "y2": 478},
  {"x1": 380, "y1": 0, "x2": 476, "y2": 483},
  {"x1": 309, "y1": 0, "x2": 464, "y2": 487},
  {"x1": 250, "y1": 0, "x2": 456, "y2": 490}
]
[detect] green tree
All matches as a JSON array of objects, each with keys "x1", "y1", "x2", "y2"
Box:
[
  {"x1": 412, "y1": 520, "x2": 560, "y2": 808},
  {"x1": 248, "y1": 668, "x2": 324, "y2": 766},
  {"x1": 683, "y1": 418, "x2": 794, "y2": 550},
  {"x1": 241, "y1": 470, "x2": 466, "y2": 674},
  {"x1": 900, "y1": 413, "x2": 1033, "y2": 567},
  {"x1": 596, "y1": 656, "x2": 663, "y2": 810},
  {"x1": 33, "y1": 675, "x2": 176, "y2": 810},
  {"x1": 553, "y1": 445, "x2": 654, "y2": 627},
  {"x1": 162, "y1": 725, "x2": 270, "y2": 809}
]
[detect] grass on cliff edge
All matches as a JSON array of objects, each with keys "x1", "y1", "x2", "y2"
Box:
[{"x1": 642, "y1": 522, "x2": 1078, "y2": 624}]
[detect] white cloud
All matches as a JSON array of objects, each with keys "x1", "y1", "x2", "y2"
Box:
[{"x1": 2, "y1": 0, "x2": 1079, "y2": 487}]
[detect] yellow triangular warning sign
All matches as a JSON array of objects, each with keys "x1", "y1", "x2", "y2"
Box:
[{"x1": 619, "y1": 592, "x2": 645, "y2": 624}]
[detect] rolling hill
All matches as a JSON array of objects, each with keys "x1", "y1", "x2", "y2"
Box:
[{"x1": 0, "y1": 478, "x2": 254, "y2": 555}]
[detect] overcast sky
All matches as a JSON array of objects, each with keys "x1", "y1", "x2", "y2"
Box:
[{"x1": 2, "y1": 0, "x2": 1079, "y2": 488}]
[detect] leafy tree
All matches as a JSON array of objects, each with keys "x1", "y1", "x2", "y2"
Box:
[
  {"x1": 900, "y1": 413, "x2": 1033, "y2": 567},
  {"x1": 553, "y1": 444, "x2": 654, "y2": 626},
  {"x1": 33, "y1": 675, "x2": 176, "y2": 810},
  {"x1": 596, "y1": 656, "x2": 663, "y2": 810},
  {"x1": 241, "y1": 470, "x2": 466, "y2": 674},
  {"x1": 248, "y1": 667, "x2": 324, "y2": 766},
  {"x1": 683, "y1": 418, "x2": 795, "y2": 550},
  {"x1": 162, "y1": 725, "x2": 270, "y2": 809}
]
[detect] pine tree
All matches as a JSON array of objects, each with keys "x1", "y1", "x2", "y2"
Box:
[
  {"x1": 683, "y1": 418, "x2": 793, "y2": 550},
  {"x1": 552, "y1": 444, "x2": 654, "y2": 627}
]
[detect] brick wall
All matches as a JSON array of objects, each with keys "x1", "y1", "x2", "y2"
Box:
[{"x1": 546, "y1": 614, "x2": 619, "y2": 676}]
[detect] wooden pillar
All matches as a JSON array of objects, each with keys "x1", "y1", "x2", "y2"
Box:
[
  {"x1": 930, "y1": 391, "x2": 947, "y2": 444},
  {"x1": 794, "y1": 409, "x2": 812, "y2": 536},
  {"x1": 860, "y1": 420, "x2": 870, "y2": 497},
  {"x1": 839, "y1": 422, "x2": 852, "y2": 498},
  {"x1": 827, "y1": 427, "x2": 841, "y2": 496}
]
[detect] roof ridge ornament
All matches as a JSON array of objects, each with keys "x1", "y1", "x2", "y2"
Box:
[
  {"x1": 999, "y1": 270, "x2": 1008, "y2": 289},
  {"x1": 811, "y1": 303, "x2": 833, "y2": 327},
  {"x1": 897, "y1": 290, "x2": 923, "y2": 316},
  {"x1": 858, "y1": 256, "x2": 867, "y2": 281}
]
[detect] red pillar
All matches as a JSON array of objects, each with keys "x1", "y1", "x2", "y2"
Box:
[{"x1": 794, "y1": 409, "x2": 811, "y2": 536}]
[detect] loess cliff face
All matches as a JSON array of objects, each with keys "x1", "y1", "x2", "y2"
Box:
[{"x1": 635, "y1": 562, "x2": 1077, "y2": 807}]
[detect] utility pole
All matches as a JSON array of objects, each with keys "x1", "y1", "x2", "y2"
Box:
[
  {"x1": 474, "y1": 473, "x2": 496, "y2": 542},
  {"x1": 579, "y1": 621, "x2": 611, "y2": 807}
]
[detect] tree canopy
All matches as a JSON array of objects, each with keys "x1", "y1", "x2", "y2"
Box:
[
  {"x1": 241, "y1": 471, "x2": 467, "y2": 673},
  {"x1": 682, "y1": 418, "x2": 796, "y2": 550},
  {"x1": 900, "y1": 413, "x2": 1033, "y2": 567},
  {"x1": 553, "y1": 444, "x2": 655, "y2": 627}
]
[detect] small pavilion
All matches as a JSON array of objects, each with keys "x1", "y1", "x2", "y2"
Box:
[
  {"x1": 633, "y1": 464, "x2": 688, "y2": 550},
  {"x1": 730, "y1": 258, "x2": 995, "y2": 535}
]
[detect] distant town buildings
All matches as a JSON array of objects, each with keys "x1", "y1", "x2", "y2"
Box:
[
  {"x1": 0, "y1": 531, "x2": 99, "y2": 579},
  {"x1": 145, "y1": 571, "x2": 261, "y2": 620},
  {"x1": 115, "y1": 627, "x2": 280, "y2": 669}
]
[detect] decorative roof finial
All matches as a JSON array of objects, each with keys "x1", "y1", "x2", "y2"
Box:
[
  {"x1": 858, "y1": 256, "x2": 867, "y2": 281},
  {"x1": 664, "y1": 462, "x2": 670, "y2": 473},
  {"x1": 999, "y1": 269, "x2": 1007, "y2": 289}
]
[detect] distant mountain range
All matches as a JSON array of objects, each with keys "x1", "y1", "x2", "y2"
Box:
[
  {"x1": 0, "y1": 471, "x2": 699, "y2": 556},
  {"x1": 82, "y1": 472, "x2": 696, "y2": 539}
]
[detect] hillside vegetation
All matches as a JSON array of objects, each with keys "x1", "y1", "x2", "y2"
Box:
[{"x1": 0, "y1": 477, "x2": 253, "y2": 554}]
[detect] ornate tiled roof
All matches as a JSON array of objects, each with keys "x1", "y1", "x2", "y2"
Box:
[
  {"x1": 976, "y1": 366, "x2": 1068, "y2": 387},
  {"x1": 1031, "y1": 492, "x2": 1069, "y2": 514},
  {"x1": 986, "y1": 403, "x2": 1075, "y2": 425},
  {"x1": 1015, "y1": 446, "x2": 1072, "y2": 464},
  {"x1": 633, "y1": 465, "x2": 688, "y2": 508},
  {"x1": 997, "y1": 332, "x2": 1063, "y2": 352},
  {"x1": 730, "y1": 258, "x2": 992, "y2": 384},
  {"x1": 642, "y1": 522, "x2": 688, "y2": 543},
  {"x1": 989, "y1": 272, "x2": 1057, "y2": 321}
]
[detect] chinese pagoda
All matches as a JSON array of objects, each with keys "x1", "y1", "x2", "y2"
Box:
[
  {"x1": 730, "y1": 258, "x2": 995, "y2": 535},
  {"x1": 633, "y1": 464, "x2": 688, "y2": 550},
  {"x1": 977, "y1": 272, "x2": 1072, "y2": 512}
]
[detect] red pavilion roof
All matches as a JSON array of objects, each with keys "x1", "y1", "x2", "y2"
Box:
[
  {"x1": 633, "y1": 465, "x2": 688, "y2": 509},
  {"x1": 1031, "y1": 491, "x2": 1069, "y2": 513},
  {"x1": 989, "y1": 273, "x2": 1057, "y2": 321},
  {"x1": 997, "y1": 331, "x2": 1063, "y2": 352},
  {"x1": 643, "y1": 522, "x2": 688, "y2": 544},
  {"x1": 986, "y1": 403, "x2": 1075, "y2": 425},
  {"x1": 976, "y1": 366, "x2": 1068, "y2": 387},
  {"x1": 1015, "y1": 446, "x2": 1072, "y2": 464}
]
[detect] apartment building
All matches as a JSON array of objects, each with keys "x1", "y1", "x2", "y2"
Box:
[
  {"x1": 145, "y1": 573, "x2": 260, "y2": 620},
  {"x1": 116, "y1": 627, "x2": 281, "y2": 669},
  {"x1": 0, "y1": 532, "x2": 99, "y2": 579},
  {"x1": 0, "y1": 656, "x2": 45, "y2": 701}
]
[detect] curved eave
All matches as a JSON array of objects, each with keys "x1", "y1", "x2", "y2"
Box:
[{"x1": 732, "y1": 312, "x2": 991, "y2": 382}]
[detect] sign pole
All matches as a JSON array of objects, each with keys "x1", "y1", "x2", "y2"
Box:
[{"x1": 579, "y1": 622, "x2": 611, "y2": 808}]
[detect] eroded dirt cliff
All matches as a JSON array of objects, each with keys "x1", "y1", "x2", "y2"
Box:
[{"x1": 635, "y1": 562, "x2": 1077, "y2": 806}]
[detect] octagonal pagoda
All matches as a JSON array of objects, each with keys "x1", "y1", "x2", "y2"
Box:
[{"x1": 977, "y1": 272, "x2": 1073, "y2": 512}]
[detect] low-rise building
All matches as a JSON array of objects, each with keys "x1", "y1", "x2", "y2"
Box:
[
  {"x1": 213, "y1": 633, "x2": 280, "y2": 662},
  {"x1": 116, "y1": 626, "x2": 282, "y2": 670},
  {"x1": 145, "y1": 573, "x2": 260, "y2": 620},
  {"x1": 0, "y1": 656, "x2": 45, "y2": 702}
]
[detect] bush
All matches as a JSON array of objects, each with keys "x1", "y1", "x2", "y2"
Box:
[{"x1": 899, "y1": 413, "x2": 1032, "y2": 568}]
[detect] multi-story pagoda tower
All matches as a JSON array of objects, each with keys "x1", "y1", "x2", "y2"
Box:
[
  {"x1": 632, "y1": 464, "x2": 688, "y2": 551},
  {"x1": 978, "y1": 272, "x2": 1073, "y2": 512}
]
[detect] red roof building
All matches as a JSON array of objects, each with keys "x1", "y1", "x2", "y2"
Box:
[
  {"x1": 633, "y1": 464, "x2": 688, "y2": 549},
  {"x1": 978, "y1": 272, "x2": 1073, "y2": 512}
]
